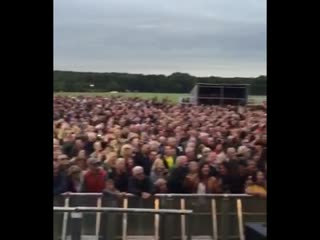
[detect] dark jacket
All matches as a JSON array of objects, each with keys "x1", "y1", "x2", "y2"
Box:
[
  {"x1": 220, "y1": 174, "x2": 246, "y2": 193},
  {"x1": 133, "y1": 153, "x2": 152, "y2": 176},
  {"x1": 66, "y1": 176, "x2": 83, "y2": 193},
  {"x1": 167, "y1": 166, "x2": 188, "y2": 193},
  {"x1": 209, "y1": 165, "x2": 219, "y2": 177},
  {"x1": 62, "y1": 142, "x2": 74, "y2": 158},
  {"x1": 128, "y1": 176, "x2": 153, "y2": 196},
  {"x1": 53, "y1": 172, "x2": 68, "y2": 196},
  {"x1": 109, "y1": 168, "x2": 129, "y2": 192}
]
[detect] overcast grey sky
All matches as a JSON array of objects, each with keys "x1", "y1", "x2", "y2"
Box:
[{"x1": 54, "y1": 0, "x2": 266, "y2": 77}]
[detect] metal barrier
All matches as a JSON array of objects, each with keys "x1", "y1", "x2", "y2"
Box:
[
  {"x1": 54, "y1": 193, "x2": 266, "y2": 240},
  {"x1": 54, "y1": 206, "x2": 193, "y2": 240}
]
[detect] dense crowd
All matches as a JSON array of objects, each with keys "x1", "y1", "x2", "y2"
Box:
[{"x1": 53, "y1": 96, "x2": 267, "y2": 199}]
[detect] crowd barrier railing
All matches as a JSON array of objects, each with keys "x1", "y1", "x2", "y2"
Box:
[
  {"x1": 53, "y1": 193, "x2": 266, "y2": 240},
  {"x1": 54, "y1": 206, "x2": 193, "y2": 240}
]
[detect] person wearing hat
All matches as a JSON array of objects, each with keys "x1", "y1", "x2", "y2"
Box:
[{"x1": 82, "y1": 158, "x2": 107, "y2": 192}]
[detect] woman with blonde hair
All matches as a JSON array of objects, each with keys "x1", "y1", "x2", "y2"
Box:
[
  {"x1": 103, "y1": 151, "x2": 118, "y2": 172},
  {"x1": 150, "y1": 158, "x2": 168, "y2": 183},
  {"x1": 120, "y1": 144, "x2": 133, "y2": 158},
  {"x1": 66, "y1": 165, "x2": 84, "y2": 193}
]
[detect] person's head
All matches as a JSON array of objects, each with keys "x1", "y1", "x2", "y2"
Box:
[
  {"x1": 149, "y1": 141, "x2": 160, "y2": 152},
  {"x1": 87, "y1": 158, "x2": 101, "y2": 172},
  {"x1": 253, "y1": 155, "x2": 260, "y2": 162},
  {"x1": 247, "y1": 160, "x2": 257, "y2": 173},
  {"x1": 199, "y1": 133, "x2": 209, "y2": 144},
  {"x1": 254, "y1": 142, "x2": 263, "y2": 152},
  {"x1": 53, "y1": 139, "x2": 60, "y2": 151},
  {"x1": 68, "y1": 165, "x2": 82, "y2": 180},
  {"x1": 167, "y1": 137, "x2": 177, "y2": 147},
  {"x1": 105, "y1": 179, "x2": 116, "y2": 191},
  {"x1": 110, "y1": 139, "x2": 119, "y2": 149},
  {"x1": 176, "y1": 155, "x2": 188, "y2": 167},
  {"x1": 159, "y1": 136, "x2": 167, "y2": 145},
  {"x1": 185, "y1": 147, "x2": 195, "y2": 160},
  {"x1": 246, "y1": 175, "x2": 254, "y2": 186},
  {"x1": 164, "y1": 146, "x2": 173, "y2": 156},
  {"x1": 219, "y1": 162, "x2": 229, "y2": 176},
  {"x1": 202, "y1": 147, "x2": 211, "y2": 158},
  {"x1": 75, "y1": 139, "x2": 85, "y2": 149},
  {"x1": 149, "y1": 151, "x2": 158, "y2": 162},
  {"x1": 206, "y1": 152, "x2": 217, "y2": 165},
  {"x1": 121, "y1": 144, "x2": 133, "y2": 158},
  {"x1": 141, "y1": 144, "x2": 150, "y2": 155},
  {"x1": 238, "y1": 161, "x2": 248, "y2": 175},
  {"x1": 132, "y1": 166, "x2": 145, "y2": 180},
  {"x1": 104, "y1": 146, "x2": 114, "y2": 155},
  {"x1": 94, "y1": 141, "x2": 102, "y2": 152},
  {"x1": 188, "y1": 161, "x2": 199, "y2": 174},
  {"x1": 53, "y1": 138, "x2": 59, "y2": 146},
  {"x1": 226, "y1": 147, "x2": 236, "y2": 159},
  {"x1": 127, "y1": 157, "x2": 135, "y2": 167},
  {"x1": 186, "y1": 141, "x2": 196, "y2": 149},
  {"x1": 57, "y1": 154, "x2": 69, "y2": 167},
  {"x1": 78, "y1": 150, "x2": 86, "y2": 159},
  {"x1": 237, "y1": 146, "x2": 249, "y2": 157},
  {"x1": 115, "y1": 158, "x2": 126, "y2": 172},
  {"x1": 131, "y1": 137, "x2": 140, "y2": 148},
  {"x1": 215, "y1": 144, "x2": 223, "y2": 153},
  {"x1": 207, "y1": 137, "x2": 215, "y2": 147},
  {"x1": 256, "y1": 171, "x2": 266, "y2": 185},
  {"x1": 152, "y1": 159, "x2": 166, "y2": 172},
  {"x1": 114, "y1": 128, "x2": 121, "y2": 138},
  {"x1": 199, "y1": 163, "x2": 211, "y2": 179},
  {"x1": 106, "y1": 152, "x2": 118, "y2": 165},
  {"x1": 154, "y1": 178, "x2": 168, "y2": 193},
  {"x1": 87, "y1": 132, "x2": 97, "y2": 142}
]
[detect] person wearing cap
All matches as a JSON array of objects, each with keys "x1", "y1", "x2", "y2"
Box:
[{"x1": 83, "y1": 158, "x2": 107, "y2": 192}]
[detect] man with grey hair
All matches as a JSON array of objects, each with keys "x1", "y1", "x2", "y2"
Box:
[{"x1": 128, "y1": 166, "x2": 153, "y2": 199}]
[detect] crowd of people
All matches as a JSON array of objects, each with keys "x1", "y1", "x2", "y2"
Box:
[{"x1": 53, "y1": 96, "x2": 267, "y2": 199}]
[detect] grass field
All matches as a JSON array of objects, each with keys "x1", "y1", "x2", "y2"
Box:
[{"x1": 54, "y1": 92, "x2": 266, "y2": 103}]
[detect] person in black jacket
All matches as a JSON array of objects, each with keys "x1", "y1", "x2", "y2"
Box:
[
  {"x1": 167, "y1": 156, "x2": 188, "y2": 193},
  {"x1": 128, "y1": 166, "x2": 153, "y2": 199},
  {"x1": 109, "y1": 158, "x2": 129, "y2": 193},
  {"x1": 133, "y1": 144, "x2": 152, "y2": 176},
  {"x1": 53, "y1": 161, "x2": 68, "y2": 196}
]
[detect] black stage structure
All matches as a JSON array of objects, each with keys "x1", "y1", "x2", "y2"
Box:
[{"x1": 190, "y1": 83, "x2": 249, "y2": 105}]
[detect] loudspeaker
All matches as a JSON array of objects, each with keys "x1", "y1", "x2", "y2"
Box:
[{"x1": 245, "y1": 223, "x2": 267, "y2": 240}]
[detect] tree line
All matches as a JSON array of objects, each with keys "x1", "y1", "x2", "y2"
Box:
[{"x1": 54, "y1": 71, "x2": 266, "y2": 95}]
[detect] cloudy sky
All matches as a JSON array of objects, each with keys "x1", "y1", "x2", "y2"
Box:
[{"x1": 54, "y1": 0, "x2": 266, "y2": 77}]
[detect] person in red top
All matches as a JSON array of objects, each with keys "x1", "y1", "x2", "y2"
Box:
[{"x1": 83, "y1": 158, "x2": 107, "y2": 192}]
